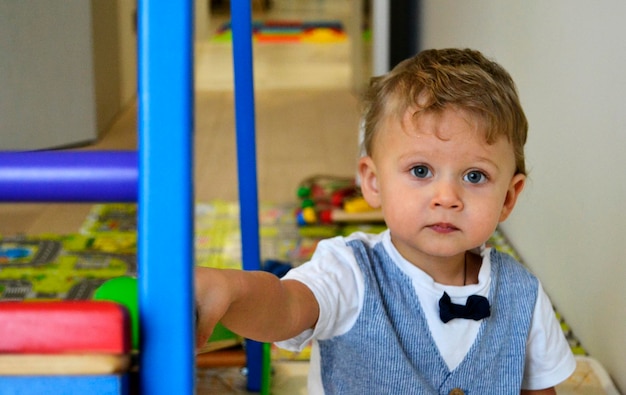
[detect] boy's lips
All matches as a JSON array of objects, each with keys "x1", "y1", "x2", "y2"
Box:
[{"x1": 427, "y1": 223, "x2": 460, "y2": 234}]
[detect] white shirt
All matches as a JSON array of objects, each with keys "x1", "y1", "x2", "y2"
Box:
[{"x1": 277, "y1": 230, "x2": 575, "y2": 392}]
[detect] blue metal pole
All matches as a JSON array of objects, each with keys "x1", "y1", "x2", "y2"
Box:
[
  {"x1": 137, "y1": 1, "x2": 195, "y2": 394},
  {"x1": 0, "y1": 151, "x2": 137, "y2": 202},
  {"x1": 230, "y1": 1, "x2": 264, "y2": 392}
]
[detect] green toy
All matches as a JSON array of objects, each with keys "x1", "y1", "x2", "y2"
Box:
[{"x1": 93, "y1": 276, "x2": 139, "y2": 350}]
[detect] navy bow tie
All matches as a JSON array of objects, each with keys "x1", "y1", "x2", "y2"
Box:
[{"x1": 439, "y1": 292, "x2": 491, "y2": 323}]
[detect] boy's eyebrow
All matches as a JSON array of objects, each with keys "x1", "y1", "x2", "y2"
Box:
[{"x1": 469, "y1": 154, "x2": 501, "y2": 168}]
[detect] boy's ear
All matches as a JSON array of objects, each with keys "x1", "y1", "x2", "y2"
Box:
[
  {"x1": 499, "y1": 173, "x2": 526, "y2": 222},
  {"x1": 358, "y1": 156, "x2": 382, "y2": 209}
]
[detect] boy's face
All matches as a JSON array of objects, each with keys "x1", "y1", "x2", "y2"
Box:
[{"x1": 359, "y1": 107, "x2": 525, "y2": 265}]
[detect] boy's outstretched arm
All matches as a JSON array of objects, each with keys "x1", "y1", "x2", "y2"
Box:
[{"x1": 194, "y1": 267, "x2": 319, "y2": 349}]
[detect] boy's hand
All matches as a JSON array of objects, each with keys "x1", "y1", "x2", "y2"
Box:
[
  {"x1": 194, "y1": 266, "x2": 319, "y2": 348},
  {"x1": 194, "y1": 267, "x2": 234, "y2": 351}
]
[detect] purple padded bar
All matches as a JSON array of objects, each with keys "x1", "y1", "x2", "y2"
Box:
[{"x1": 0, "y1": 151, "x2": 137, "y2": 202}]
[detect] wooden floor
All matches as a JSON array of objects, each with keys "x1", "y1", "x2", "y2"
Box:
[{"x1": 0, "y1": 0, "x2": 367, "y2": 238}]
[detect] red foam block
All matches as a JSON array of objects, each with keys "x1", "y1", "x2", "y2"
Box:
[{"x1": 0, "y1": 301, "x2": 130, "y2": 354}]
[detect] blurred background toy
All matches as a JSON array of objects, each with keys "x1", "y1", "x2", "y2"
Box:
[
  {"x1": 295, "y1": 175, "x2": 383, "y2": 225},
  {"x1": 0, "y1": 300, "x2": 132, "y2": 394}
]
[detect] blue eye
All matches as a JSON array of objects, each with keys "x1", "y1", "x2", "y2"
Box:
[
  {"x1": 464, "y1": 171, "x2": 487, "y2": 184},
  {"x1": 411, "y1": 165, "x2": 432, "y2": 179}
]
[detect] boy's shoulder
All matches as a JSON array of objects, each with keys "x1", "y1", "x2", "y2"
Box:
[
  {"x1": 305, "y1": 231, "x2": 387, "y2": 267},
  {"x1": 318, "y1": 230, "x2": 387, "y2": 251},
  {"x1": 344, "y1": 230, "x2": 387, "y2": 245},
  {"x1": 488, "y1": 248, "x2": 539, "y2": 293},
  {"x1": 489, "y1": 248, "x2": 535, "y2": 274}
]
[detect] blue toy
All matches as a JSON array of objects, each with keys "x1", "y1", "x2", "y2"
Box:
[{"x1": 0, "y1": 375, "x2": 129, "y2": 395}]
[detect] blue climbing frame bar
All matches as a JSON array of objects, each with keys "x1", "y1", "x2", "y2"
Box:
[
  {"x1": 0, "y1": 152, "x2": 137, "y2": 202},
  {"x1": 231, "y1": 1, "x2": 264, "y2": 392},
  {"x1": 137, "y1": 1, "x2": 195, "y2": 394}
]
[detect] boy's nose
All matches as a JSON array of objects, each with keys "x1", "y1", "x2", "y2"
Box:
[{"x1": 430, "y1": 180, "x2": 463, "y2": 210}]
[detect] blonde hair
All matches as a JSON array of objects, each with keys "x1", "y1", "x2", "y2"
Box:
[{"x1": 362, "y1": 48, "x2": 528, "y2": 175}]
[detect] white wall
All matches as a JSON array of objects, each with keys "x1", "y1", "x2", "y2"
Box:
[
  {"x1": 420, "y1": 1, "x2": 626, "y2": 390},
  {"x1": 0, "y1": 1, "x2": 98, "y2": 149},
  {"x1": 0, "y1": 0, "x2": 137, "y2": 150}
]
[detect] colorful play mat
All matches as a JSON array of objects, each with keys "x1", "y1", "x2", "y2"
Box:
[
  {"x1": 211, "y1": 20, "x2": 347, "y2": 43},
  {"x1": 0, "y1": 201, "x2": 621, "y2": 393}
]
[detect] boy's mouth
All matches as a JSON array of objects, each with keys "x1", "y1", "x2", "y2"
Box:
[{"x1": 428, "y1": 223, "x2": 459, "y2": 234}]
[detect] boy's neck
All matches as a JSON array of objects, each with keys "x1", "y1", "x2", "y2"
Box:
[{"x1": 407, "y1": 251, "x2": 481, "y2": 286}]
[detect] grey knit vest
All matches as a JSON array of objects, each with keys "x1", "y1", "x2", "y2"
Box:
[{"x1": 319, "y1": 239, "x2": 538, "y2": 394}]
